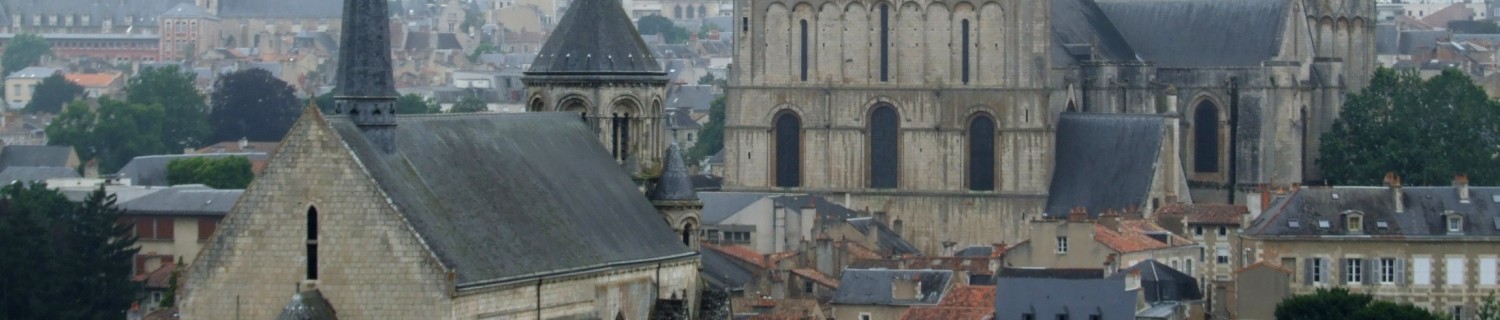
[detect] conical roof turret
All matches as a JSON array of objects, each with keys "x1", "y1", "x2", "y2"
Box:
[{"x1": 527, "y1": 0, "x2": 664, "y2": 75}]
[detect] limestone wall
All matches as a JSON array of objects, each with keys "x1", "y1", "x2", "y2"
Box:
[
  {"x1": 1250, "y1": 238, "x2": 1500, "y2": 316},
  {"x1": 451, "y1": 257, "x2": 700, "y2": 319}
]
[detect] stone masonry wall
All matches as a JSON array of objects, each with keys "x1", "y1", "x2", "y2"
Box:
[{"x1": 451, "y1": 257, "x2": 700, "y2": 319}]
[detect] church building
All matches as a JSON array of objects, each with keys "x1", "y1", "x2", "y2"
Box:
[
  {"x1": 723, "y1": 0, "x2": 1375, "y2": 252},
  {"x1": 178, "y1": 0, "x2": 700, "y2": 318}
]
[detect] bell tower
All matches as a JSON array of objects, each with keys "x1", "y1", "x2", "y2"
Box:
[{"x1": 332, "y1": 0, "x2": 400, "y2": 153}]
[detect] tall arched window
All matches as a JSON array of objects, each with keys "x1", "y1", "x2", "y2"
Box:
[
  {"x1": 674, "y1": 6, "x2": 683, "y2": 19},
  {"x1": 306, "y1": 206, "x2": 319, "y2": 280},
  {"x1": 800, "y1": 19, "x2": 809, "y2": 81},
  {"x1": 700, "y1": 6, "x2": 708, "y2": 18},
  {"x1": 879, "y1": 3, "x2": 890, "y2": 82},
  {"x1": 774, "y1": 111, "x2": 802, "y2": 187},
  {"x1": 687, "y1": 5, "x2": 696, "y2": 18},
  {"x1": 968, "y1": 114, "x2": 996, "y2": 191},
  {"x1": 961, "y1": 19, "x2": 971, "y2": 84},
  {"x1": 1194, "y1": 101, "x2": 1221, "y2": 173},
  {"x1": 869, "y1": 105, "x2": 899, "y2": 188}
]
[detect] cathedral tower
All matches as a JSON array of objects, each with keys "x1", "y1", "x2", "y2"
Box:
[
  {"x1": 1303, "y1": 0, "x2": 1375, "y2": 181},
  {"x1": 523, "y1": 0, "x2": 669, "y2": 178},
  {"x1": 332, "y1": 0, "x2": 399, "y2": 153}
]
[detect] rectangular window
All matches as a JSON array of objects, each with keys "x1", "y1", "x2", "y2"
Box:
[
  {"x1": 1482, "y1": 257, "x2": 1497, "y2": 285},
  {"x1": 1311, "y1": 258, "x2": 1325, "y2": 284},
  {"x1": 1449, "y1": 217, "x2": 1462, "y2": 232},
  {"x1": 1218, "y1": 226, "x2": 1228, "y2": 236},
  {"x1": 1216, "y1": 244, "x2": 1229, "y2": 264},
  {"x1": 1453, "y1": 306, "x2": 1464, "y2": 320},
  {"x1": 1415, "y1": 256, "x2": 1433, "y2": 285},
  {"x1": 861, "y1": 313, "x2": 872, "y2": 320},
  {"x1": 1057, "y1": 236, "x2": 1068, "y2": 254},
  {"x1": 1194, "y1": 226, "x2": 1203, "y2": 236},
  {"x1": 1057, "y1": 314, "x2": 1069, "y2": 320},
  {"x1": 1346, "y1": 258, "x2": 1363, "y2": 284},
  {"x1": 1380, "y1": 258, "x2": 1396, "y2": 284},
  {"x1": 197, "y1": 217, "x2": 217, "y2": 241},
  {"x1": 1449, "y1": 256, "x2": 1466, "y2": 286}
]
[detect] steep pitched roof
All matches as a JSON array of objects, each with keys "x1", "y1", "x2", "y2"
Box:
[
  {"x1": 1244, "y1": 186, "x2": 1500, "y2": 238},
  {"x1": 846, "y1": 217, "x2": 923, "y2": 256},
  {"x1": 648, "y1": 143, "x2": 698, "y2": 201},
  {"x1": 1050, "y1": 0, "x2": 1139, "y2": 65},
  {"x1": 1110, "y1": 259, "x2": 1202, "y2": 303},
  {"x1": 526, "y1": 0, "x2": 663, "y2": 75},
  {"x1": 0, "y1": 145, "x2": 75, "y2": 169},
  {"x1": 700, "y1": 249, "x2": 754, "y2": 290},
  {"x1": 699, "y1": 192, "x2": 769, "y2": 223},
  {"x1": 1094, "y1": 220, "x2": 1196, "y2": 254},
  {"x1": 1044, "y1": 113, "x2": 1163, "y2": 217},
  {"x1": 1097, "y1": 0, "x2": 1291, "y2": 67},
  {"x1": 329, "y1": 113, "x2": 693, "y2": 285},
  {"x1": 832, "y1": 269, "x2": 953, "y2": 305}
]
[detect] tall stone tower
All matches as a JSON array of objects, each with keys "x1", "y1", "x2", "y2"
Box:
[
  {"x1": 1303, "y1": 0, "x2": 1375, "y2": 181},
  {"x1": 331, "y1": 0, "x2": 399, "y2": 153},
  {"x1": 649, "y1": 142, "x2": 703, "y2": 251},
  {"x1": 523, "y1": 0, "x2": 668, "y2": 178}
]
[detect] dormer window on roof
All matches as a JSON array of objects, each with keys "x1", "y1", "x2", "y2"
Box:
[
  {"x1": 1446, "y1": 211, "x2": 1465, "y2": 234},
  {"x1": 1344, "y1": 210, "x2": 1364, "y2": 233},
  {"x1": 1318, "y1": 220, "x2": 1331, "y2": 229}
]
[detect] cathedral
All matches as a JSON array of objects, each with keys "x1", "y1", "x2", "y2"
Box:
[{"x1": 722, "y1": 0, "x2": 1375, "y2": 252}]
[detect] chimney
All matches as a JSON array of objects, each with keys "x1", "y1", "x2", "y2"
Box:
[
  {"x1": 1385, "y1": 172, "x2": 1404, "y2": 213},
  {"x1": 239, "y1": 136, "x2": 249, "y2": 149},
  {"x1": 1456, "y1": 174, "x2": 1471, "y2": 203},
  {"x1": 942, "y1": 241, "x2": 957, "y2": 256},
  {"x1": 1098, "y1": 210, "x2": 1122, "y2": 232},
  {"x1": 1068, "y1": 206, "x2": 1089, "y2": 222}
]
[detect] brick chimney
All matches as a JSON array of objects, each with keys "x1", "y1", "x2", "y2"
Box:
[
  {"x1": 1385, "y1": 172, "x2": 1404, "y2": 213},
  {"x1": 1068, "y1": 206, "x2": 1089, "y2": 222},
  {"x1": 1456, "y1": 174, "x2": 1471, "y2": 203},
  {"x1": 1098, "y1": 210, "x2": 1122, "y2": 232}
]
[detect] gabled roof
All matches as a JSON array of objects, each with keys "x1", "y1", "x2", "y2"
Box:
[
  {"x1": 700, "y1": 249, "x2": 754, "y2": 291},
  {"x1": 526, "y1": 0, "x2": 663, "y2": 76},
  {"x1": 0, "y1": 166, "x2": 78, "y2": 184},
  {"x1": 1158, "y1": 204, "x2": 1247, "y2": 225},
  {"x1": 899, "y1": 285, "x2": 996, "y2": 320},
  {"x1": 1244, "y1": 186, "x2": 1500, "y2": 238},
  {"x1": 2, "y1": 0, "x2": 188, "y2": 27},
  {"x1": 846, "y1": 217, "x2": 923, "y2": 256},
  {"x1": 832, "y1": 269, "x2": 953, "y2": 306},
  {"x1": 117, "y1": 185, "x2": 242, "y2": 216},
  {"x1": 790, "y1": 268, "x2": 840, "y2": 289},
  {"x1": 0, "y1": 145, "x2": 75, "y2": 169},
  {"x1": 699, "y1": 192, "x2": 770, "y2": 224},
  {"x1": 64, "y1": 73, "x2": 123, "y2": 88},
  {"x1": 1094, "y1": 220, "x2": 1196, "y2": 254},
  {"x1": 1097, "y1": 0, "x2": 1290, "y2": 67},
  {"x1": 1049, "y1": 0, "x2": 1139, "y2": 66},
  {"x1": 1110, "y1": 259, "x2": 1202, "y2": 303},
  {"x1": 329, "y1": 113, "x2": 693, "y2": 285},
  {"x1": 1044, "y1": 113, "x2": 1163, "y2": 217}
]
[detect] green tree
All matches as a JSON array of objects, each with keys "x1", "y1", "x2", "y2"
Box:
[
  {"x1": 1276, "y1": 287, "x2": 1442, "y2": 320},
  {"x1": 1, "y1": 33, "x2": 51, "y2": 77},
  {"x1": 166, "y1": 156, "x2": 254, "y2": 189},
  {"x1": 449, "y1": 94, "x2": 488, "y2": 113},
  {"x1": 23, "y1": 73, "x2": 83, "y2": 114},
  {"x1": 396, "y1": 93, "x2": 441, "y2": 114},
  {"x1": 686, "y1": 96, "x2": 725, "y2": 163},
  {"x1": 210, "y1": 68, "x2": 300, "y2": 142},
  {"x1": 46, "y1": 99, "x2": 170, "y2": 172},
  {"x1": 0, "y1": 183, "x2": 138, "y2": 319},
  {"x1": 1318, "y1": 67, "x2": 1500, "y2": 186},
  {"x1": 128, "y1": 65, "x2": 211, "y2": 151},
  {"x1": 45, "y1": 102, "x2": 97, "y2": 161},
  {"x1": 314, "y1": 92, "x2": 336, "y2": 114},
  {"x1": 698, "y1": 288, "x2": 730, "y2": 320},
  {"x1": 636, "y1": 15, "x2": 690, "y2": 44},
  {"x1": 160, "y1": 257, "x2": 183, "y2": 308},
  {"x1": 1480, "y1": 291, "x2": 1499, "y2": 320}
]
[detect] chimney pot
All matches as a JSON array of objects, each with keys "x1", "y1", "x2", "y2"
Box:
[
  {"x1": 1386, "y1": 172, "x2": 1405, "y2": 213},
  {"x1": 1456, "y1": 174, "x2": 1471, "y2": 203},
  {"x1": 1068, "y1": 206, "x2": 1089, "y2": 222}
]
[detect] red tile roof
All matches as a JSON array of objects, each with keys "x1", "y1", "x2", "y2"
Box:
[
  {"x1": 899, "y1": 286, "x2": 996, "y2": 320},
  {"x1": 791, "y1": 268, "x2": 840, "y2": 289},
  {"x1": 63, "y1": 73, "x2": 121, "y2": 88},
  {"x1": 704, "y1": 244, "x2": 798, "y2": 270},
  {"x1": 133, "y1": 262, "x2": 177, "y2": 289},
  {"x1": 1095, "y1": 220, "x2": 1196, "y2": 253}
]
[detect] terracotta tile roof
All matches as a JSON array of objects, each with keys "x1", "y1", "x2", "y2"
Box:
[
  {"x1": 63, "y1": 73, "x2": 121, "y2": 88},
  {"x1": 899, "y1": 286, "x2": 996, "y2": 320},
  {"x1": 133, "y1": 262, "x2": 177, "y2": 289},
  {"x1": 1094, "y1": 220, "x2": 1195, "y2": 253},
  {"x1": 791, "y1": 268, "x2": 840, "y2": 289},
  {"x1": 1157, "y1": 203, "x2": 1247, "y2": 225},
  {"x1": 841, "y1": 241, "x2": 882, "y2": 260},
  {"x1": 703, "y1": 244, "x2": 798, "y2": 270}
]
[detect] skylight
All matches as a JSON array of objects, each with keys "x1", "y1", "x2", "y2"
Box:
[
  {"x1": 1318, "y1": 220, "x2": 1331, "y2": 229},
  {"x1": 1288, "y1": 219, "x2": 1301, "y2": 229},
  {"x1": 1376, "y1": 221, "x2": 1389, "y2": 229}
]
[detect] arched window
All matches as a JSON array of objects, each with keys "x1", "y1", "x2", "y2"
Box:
[
  {"x1": 612, "y1": 102, "x2": 638, "y2": 162},
  {"x1": 878, "y1": 3, "x2": 890, "y2": 82},
  {"x1": 799, "y1": 19, "x2": 809, "y2": 81},
  {"x1": 1194, "y1": 100, "x2": 1221, "y2": 173},
  {"x1": 306, "y1": 206, "x2": 318, "y2": 280},
  {"x1": 968, "y1": 114, "x2": 996, "y2": 191},
  {"x1": 774, "y1": 111, "x2": 802, "y2": 187},
  {"x1": 687, "y1": 5, "x2": 695, "y2": 18},
  {"x1": 674, "y1": 6, "x2": 683, "y2": 19},
  {"x1": 682, "y1": 222, "x2": 694, "y2": 246},
  {"x1": 961, "y1": 19, "x2": 970, "y2": 84},
  {"x1": 700, "y1": 6, "x2": 708, "y2": 18},
  {"x1": 869, "y1": 105, "x2": 899, "y2": 188}
]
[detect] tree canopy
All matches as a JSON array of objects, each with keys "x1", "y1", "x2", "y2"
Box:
[
  {"x1": 46, "y1": 99, "x2": 171, "y2": 172},
  {"x1": 396, "y1": 93, "x2": 442, "y2": 114},
  {"x1": 1, "y1": 33, "x2": 51, "y2": 77},
  {"x1": 0, "y1": 183, "x2": 138, "y2": 319},
  {"x1": 1318, "y1": 67, "x2": 1500, "y2": 185},
  {"x1": 448, "y1": 94, "x2": 489, "y2": 113},
  {"x1": 1276, "y1": 287, "x2": 1442, "y2": 320},
  {"x1": 686, "y1": 96, "x2": 725, "y2": 163},
  {"x1": 128, "y1": 65, "x2": 212, "y2": 151},
  {"x1": 210, "y1": 68, "x2": 300, "y2": 142},
  {"x1": 637, "y1": 15, "x2": 691, "y2": 44},
  {"x1": 23, "y1": 73, "x2": 82, "y2": 114},
  {"x1": 167, "y1": 156, "x2": 254, "y2": 189}
]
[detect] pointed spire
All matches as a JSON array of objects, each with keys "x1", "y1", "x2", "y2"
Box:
[
  {"x1": 526, "y1": 0, "x2": 664, "y2": 76},
  {"x1": 649, "y1": 141, "x2": 697, "y2": 201},
  {"x1": 334, "y1": 0, "x2": 399, "y2": 152}
]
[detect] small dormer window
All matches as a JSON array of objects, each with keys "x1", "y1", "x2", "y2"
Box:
[
  {"x1": 1448, "y1": 214, "x2": 1463, "y2": 233},
  {"x1": 1348, "y1": 215, "x2": 1362, "y2": 232}
]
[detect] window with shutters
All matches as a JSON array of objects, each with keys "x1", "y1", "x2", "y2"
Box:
[
  {"x1": 197, "y1": 217, "x2": 218, "y2": 241},
  {"x1": 1216, "y1": 244, "x2": 1229, "y2": 264},
  {"x1": 774, "y1": 111, "x2": 802, "y2": 187},
  {"x1": 967, "y1": 114, "x2": 996, "y2": 191},
  {"x1": 1310, "y1": 258, "x2": 1326, "y2": 284},
  {"x1": 1379, "y1": 258, "x2": 1396, "y2": 284},
  {"x1": 868, "y1": 105, "x2": 899, "y2": 189},
  {"x1": 1345, "y1": 258, "x2": 1363, "y2": 284}
]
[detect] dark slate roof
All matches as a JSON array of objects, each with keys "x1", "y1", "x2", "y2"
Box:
[
  {"x1": 117, "y1": 153, "x2": 269, "y2": 187},
  {"x1": 953, "y1": 245, "x2": 993, "y2": 258},
  {"x1": 649, "y1": 143, "x2": 698, "y2": 201},
  {"x1": 998, "y1": 268, "x2": 1105, "y2": 279},
  {"x1": 0, "y1": 166, "x2": 78, "y2": 184},
  {"x1": 276, "y1": 290, "x2": 338, "y2": 320},
  {"x1": 2, "y1": 0, "x2": 188, "y2": 27},
  {"x1": 831, "y1": 269, "x2": 953, "y2": 305},
  {"x1": 700, "y1": 249, "x2": 754, "y2": 291},
  {"x1": 1044, "y1": 113, "x2": 1163, "y2": 218},
  {"x1": 995, "y1": 269, "x2": 1137, "y2": 318},
  {"x1": 328, "y1": 113, "x2": 693, "y2": 285},
  {"x1": 1050, "y1": 0, "x2": 1139, "y2": 65},
  {"x1": 1398, "y1": 30, "x2": 1448, "y2": 55},
  {"x1": 1110, "y1": 260, "x2": 1201, "y2": 303},
  {"x1": 220, "y1": 0, "x2": 342, "y2": 18},
  {"x1": 160, "y1": 2, "x2": 216, "y2": 19},
  {"x1": 699, "y1": 192, "x2": 768, "y2": 224},
  {"x1": 846, "y1": 217, "x2": 923, "y2": 256},
  {"x1": 117, "y1": 185, "x2": 242, "y2": 216},
  {"x1": 1376, "y1": 24, "x2": 1400, "y2": 55},
  {"x1": 0, "y1": 145, "x2": 75, "y2": 169},
  {"x1": 690, "y1": 174, "x2": 722, "y2": 191},
  {"x1": 667, "y1": 85, "x2": 715, "y2": 111},
  {"x1": 333, "y1": 0, "x2": 397, "y2": 98},
  {"x1": 666, "y1": 108, "x2": 701, "y2": 130},
  {"x1": 436, "y1": 33, "x2": 462, "y2": 50},
  {"x1": 1097, "y1": 0, "x2": 1290, "y2": 67},
  {"x1": 526, "y1": 0, "x2": 663, "y2": 75},
  {"x1": 1244, "y1": 186, "x2": 1500, "y2": 238}
]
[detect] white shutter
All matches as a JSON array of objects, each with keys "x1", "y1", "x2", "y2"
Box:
[
  {"x1": 1415, "y1": 257, "x2": 1432, "y2": 285},
  {"x1": 1481, "y1": 257, "x2": 1497, "y2": 285},
  {"x1": 1448, "y1": 256, "x2": 1466, "y2": 286}
]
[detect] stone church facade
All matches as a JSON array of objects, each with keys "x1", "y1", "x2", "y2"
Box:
[{"x1": 724, "y1": 0, "x2": 1375, "y2": 252}]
